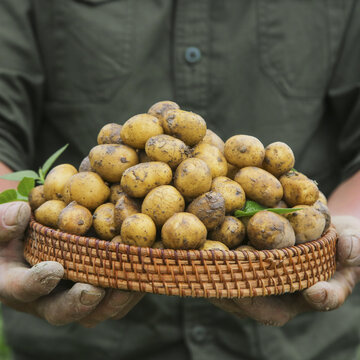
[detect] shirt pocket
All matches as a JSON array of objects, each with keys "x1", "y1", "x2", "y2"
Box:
[
  {"x1": 257, "y1": 0, "x2": 331, "y2": 98},
  {"x1": 47, "y1": 0, "x2": 133, "y2": 103}
]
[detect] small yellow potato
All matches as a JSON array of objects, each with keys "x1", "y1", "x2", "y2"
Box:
[
  {"x1": 58, "y1": 201, "x2": 93, "y2": 236},
  {"x1": 247, "y1": 211, "x2": 295, "y2": 250},
  {"x1": 97, "y1": 123, "x2": 123, "y2": 145},
  {"x1": 211, "y1": 176, "x2": 246, "y2": 213},
  {"x1": 234, "y1": 167, "x2": 283, "y2": 207},
  {"x1": 120, "y1": 114, "x2": 163, "y2": 149},
  {"x1": 93, "y1": 203, "x2": 118, "y2": 240},
  {"x1": 111, "y1": 235, "x2": 123, "y2": 243},
  {"x1": 164, "y1": 109, "x2": 207, "y2": 146},
  {"x1": 141, "y1": 185, "x2": 185, "y2": 226},
  {"x1": 147, "y1": 100, "x2": 180, "y2": 130},
  {"x1": 78, "y1": 156, "x2": 93, "y2": 172},
  {"x1": 28, "y1": 185, "x2": 46, "y2": 210},
  {"x1": 121, "y1": 162, "x2": 173, "y2": 198},
  {"x1": 145, "y1": 134, "x2": 189, "y2": 168},
  {"x1": 192, "y1": 143, "x2": 228, "y2": 178},
  {"x1": 318, "y1": 191, "x2": 328, "y2": 205},
  {"x1": 187, "y1": 191, "x2": 225, "y2": 230},
  {"x1": 89, "y1": 144, "x2": 138, "y2": 183},
  {"x1": 109, "y1": 183, "x2": 125, "y2": 204},
  {"x1": 43, "y1": 164, "x2": 78, "y2": 201},
  {"x1": 152, "y1": 241, "x2": 165, "y2": 249},
  {"x1": 313, "y1": 200, "x2": 331, "y2": 233},
  {"x1": 174, "y1": 158, "x2": 212, "y2": 199},
  {"x1": 66, "y1": 172, "x2": 110, "y2": 210},
  {"x1": 138, "y1": 150, "x2": 152, "y2": 163},
  {"x1": 121, "y1": 213, "x2": 156, "y2": 247},
  {"x1": 279, "y1": 171, "x2": 319, "y2": 207},
  {"x1": 286, "y1": 205, "x2": 326, "y2": 244},
  {"x1": 226, "y1": 163, "x2": 239, "y2": 180},
  {"x1": 262, "y1": 142, "x2": 295, "y2": 177},
  {"x1": 199, "y1": 240, "x2": 229, "y2": 251},
  {"x1": 224, "y1": 135, "x2": 265, "y2": 168},
  {"x1": 209, "y1": 216, "x2": 245, "y2": 249},
  {"x1": 274, "y1": 200, "x2": 288, "y2": 208},
  {"x1": 161, "y1": 212, "x2": 207, "y2": 250},
  {"x1": 35, "y1": 200, "x2": 66, "y2": 228},
  {"x1": 235, "y1": 244, "x2": 256, "y2": 251},
  {"x1": 198, "y1": 129, "x2": 225, "y2": 154},
  {"x1": 114, "y1": 193, "x2": 141, "y2": 229}
]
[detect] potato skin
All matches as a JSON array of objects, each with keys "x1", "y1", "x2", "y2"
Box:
[
  {"x1": 226, "y1": 163, "x2": 239, "y2": 180},
  {"x1": 164, "y1": 109, "x2": 207, "y2": 146},
  {"x1": 121, "y1": 213, "x2": 156, "y2": 247},
  {"x1": 148, "y1": 100, "x2": 180, "y2": 130},
  {"x1": 138, "y1": 150, "x2": 152, "y2": 163},
  {"x1": 145, "y1": 134, "x2": 189, "y2": 168},
  {"x1": 198, "y1": 129, "x2": 225, "y2": 154},
  {"x1": 235, "y1": 244, "x2": 256, "y2": 251},
  {"x1": 58, "y1": 201, "x2": 93, "y2": 236},
  {"x1": 93, "y1": 203, "x2": 118, "y2": 240},
  {"x1": 78, "y1": 156, "x2": 93, "y2": 172},
  {"x1": 97, "y1": 123, "x2": 123, "y2": 145},
  {"x1": 193, "y1": 143, "x2": 228, "y2": 178},
  {"x1": 224, "y1": 135, "x2": 265, "y2": 168},
  {"x1": 313, "y1": 200, "x2": 331, "y2": 233},
  {"x1": 120, "y1": 114, "x2": 164, "y2": 149},
  {"x1": 286, "y1": 205, "x2": 326, "y2": 244},
  {"x1": 89, "y1": 144, "x2": 139, "y2": 183},
  {"x1": 109, "y1": 183, "x2": 125, "y2": 204},
  {"x1": 208, "y1": 216, "x2": 245, "y2": 249},
  {"x1": 247, "y1": 211, "x2": 295, "y2": 250},
  {"x1": 114, "y1": 193, "x2": 140, "y2": 229},
  {"x1": 187, "y1": 191, "x2": 225, "y2": 230},
  {"x1": 35, "y1": 200, "x2": 66, "y2": 228},
  {"x1": 141, "y1": 185, "x2": 185, "y2": 226},
  {"x1": 317, "y1": 191, "x2": 328, "y2": 205},
  {"x1": 234, "y1": 167, "x2": 283, "y2": 207},
  {"x1": 279, "y1": 171, "x2": 319, "y2": 207},
  {"x1": 161, "y1": 212, "x2": 207, "y2": 250},
  {"x1": 28, "y1": 185, "x2": 46, "y2": 210},
  {"x1": 121, "y1": 162, "x2": 173, "y2": 198},
  {"x1": 262, "y1": 142, "x2": 295, "y2": 177},
  {"x1": 199, "y1": 240, "x2": 229, "y2": 251},
  {"x1": 174, "y1": 158, "x2": 212, "y2": 199},
  {"x1": 211, "y1": 176, "x2": 246, "y2": 214}
]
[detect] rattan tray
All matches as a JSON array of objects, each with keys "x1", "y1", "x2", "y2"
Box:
[{"x1": 24, "y1": 219, "x2": 337, "y2": 298}]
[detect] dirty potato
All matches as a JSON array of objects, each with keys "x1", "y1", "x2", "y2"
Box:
[
  {"x1": 198, "y1": 129, "x2": 225, "y2": 153},
  {"x1": 28, "y1": 185, "x2": 46, "y2": 210},
  {"x1": 93, "y1": 203, "x2": 118, "y2": 240},
  {"x1": 317, "y1": 191, "x2": 328, "y2": 205},
  {"x1": 313, "y1": 200, "x2": 331, "y2": 233},
  {"x1": 152, "y1": 241, "x2": 165, "y2": 249},
  {"x1": 78, "y1": 156, "x2": 93, "y2": 172},
  {"x1": 148, "y1": 100, "x2": 180, "y2": 130},
  {"x1": 226, "y1": 163, "x2": 239, "y2": 180},
  {"x1": 97, "y1": 123, "x2": 123, "y2": 145},
  {"x1": 138, "y1": 150, "x2": 152, "y2": 163},
  {"x1": 262, "y1": 142, "x2": 295, "y2": 177},
  {"x1": 121, "y1": 213, "x2": 156, "y2": 247},
  {"x1": 235, "y1": 244, "x2": 256, "y2": 251},
  {"x1": 35, "y1": 200, "x2": 66, "y2": 228},
  {"x1": 109, "y1": 183, "x2": 125, "y2": 204},
  {"x1": 114, "y1": 193, "x2": 141, "y2": 229},
  {"x1": 199, "y1": 240, "x2": 229, "y2": 251}
]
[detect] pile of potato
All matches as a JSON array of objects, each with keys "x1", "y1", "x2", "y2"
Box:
[{"x1": 30, "y1": 101, "x2": 330, "y2": 252}]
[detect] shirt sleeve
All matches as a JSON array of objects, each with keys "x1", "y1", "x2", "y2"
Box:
[
  {"x1": 327, "y1": 1, "x2": 360, "y2": 181},
  {"x1": 0, "y1": 0, "x2": 44, "y2": 171}
]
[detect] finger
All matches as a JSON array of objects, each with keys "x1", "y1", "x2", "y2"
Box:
[
  {"x1": 79, "y1": 290, "x2": 143, "y2": 328},
  {"x1": 336, "y1": 229, "x2": 360, "y2": 266},
  {"x1": 0, "y1": 261, "x2": 64, "y2": 302},
  {"x1": 0, "y1": 202, "x2": 31, "y2": 243},
  {"x1": 31, "y1": 283, "x2": 105, "y2": 326},
  {"x1": 210, "y1": 298, "x2": 247, "y2": 318}
]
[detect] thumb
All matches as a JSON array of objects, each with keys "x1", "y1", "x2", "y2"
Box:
[{"x1": 0, "y1": 202, "x2": 31, "y2": 243}]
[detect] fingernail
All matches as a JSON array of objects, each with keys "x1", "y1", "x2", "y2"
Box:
[
  {"x1": 4, "y1": 203, "x2": 24, "y2": 226},
  {"x1": 40, "y1": 276, "x2": 61, "y2": 289},
  {"x1": 348, "y1": 236, "x2": 360, "y2": 260},
  {"x1": 306, "y1": 287, "x2": 327, "y2": 304},
  {"x1": 80, "y1": 291, "x2": 103, "y2": 306}
]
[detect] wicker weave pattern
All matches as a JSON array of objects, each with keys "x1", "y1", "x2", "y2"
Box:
[{"x1": 24, "y1": 220, "x2": 337, "y2": 298}]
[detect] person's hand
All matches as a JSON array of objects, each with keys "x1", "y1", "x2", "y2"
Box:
[
  {"x1": 211, "y1": 215, "x2": 360, "y2": 326},
  {"x1": 0, "y1": 201, "x2": 143, "y2": 327}
]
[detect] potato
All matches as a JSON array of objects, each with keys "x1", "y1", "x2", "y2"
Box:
[
  {"x1": 234, "y1": 167, "x2": 283, "y2": 207},
  {"x1": 93, "y1": 203, "x2": 118, "y2": 240},
  {"x1": 192, "y1": 143, "x2": 228, "y2": 178},
  {"x1": 247, "y1": 211, "x2": 295, "y2": 250},
  {"x1": 121, "y1": 162, "x2": 173, "y2": 198},
  {"x1": 313, "y1": 200, "x2": 331, "y2": 234},
  {"x1": 78, "y1": 156, "x2": 93, "y2": 172},
  {"x1": 121, "y1": 213, "x2": 156, "y2": 247},
  {"x1": 58, "y1": 201, "x2": 93, "y2": 236},
  {"x1": 199, "y1": 240, "x2": 229, "y2": 251},
  {"x1": 208, "y1": 216, "x2": 245, "y2": 249},
  {"x1": 148, "y1": 100, "x2": 180, "y2": 130},
  {"x1": 161, "y1": 212, "x2": 207, "y2": 250},
  {"x1": 211, "y1": 176, "x2": 246, "y2": 213},
  {"x1": 274, "y1": 200, "x2": 288, "y2": 208},
  {"x1": 226, "y1": 163, "x2": 239, "y2": 180},
  {"x1": 164, "y1": 109, "x2": 207, "y2": 146},
  {"x1": 152, "y1": 241, "x2": 165, "y2": 249},
  {"x1": 89, "y1": 144, "x2": 138, "y2": 183},
  {"x1": 141, "y1": 185, "x2": 185, "y2": 226},
  {"x1": 120, "y1": 114, "x2": 163, "y2": 149},
  {"x1": 318, "y1": 191, "x2": 327, "y2": 205},
  {"x1": 66, "y1": 172, "x2": 110, "y2": 210},
  {"x1": 109, "y1": 183, "x2": 125, "y2": 204},
  {"x1": 145, "y1": 135, "x2": 189, "y2": 168},
  {"x1": 224, "y1": 135, "x2": 265, "y2": 168},
  {"x1": 43, "y1": 164, "x2": 78, "y2": 201},
  {"x1": 28, "y1": 185, "x2": 46, "y2": 210},
  {"x1": 286, "y1": 205, "x2": 326, "y2": 244},
  {"x1": 35, "y1": 200, "x2": 66, "y2": 228},
  {"x1": 187, "y1": 191, "x2": 225, "y2": 230},
  {"x1": 111, "y1": 235, "x2": 123, "y2": 243},
  {"x1": 174, "y1": 158, "x2": 212, "y2": 199},
  {"x1": 279, "y1": 171, "x2": 319, "y2": 207},
  {"x1": 114, "y1": 193, "x2": 141, "y2": 229},
  {"x1": 198, "y1": 129, "x2": 225, "y2": 153},
  {"x1": 97, "y1": 123, "x2": 123, "y2": 145},
  {"x1": 235, "y1": 244, "x2": 256, "y2": 251},
  {"x1": 138, "y1": 150, "x2": 152, "y2": 163},
  {"x1": 262, "y1": 142, "x2": 295, "y2": 177}
]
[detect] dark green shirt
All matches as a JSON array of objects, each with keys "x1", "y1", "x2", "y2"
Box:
[{"x1": 1, "y1": 1, "x2": 360, "y2": 359}]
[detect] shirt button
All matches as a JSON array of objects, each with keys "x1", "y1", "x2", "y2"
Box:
[
  {"x1": 185, "y1": 47, "x2": 202, "y2": 64},
  {"x1": 190, "y1": 325, "x2": 208, "y2": 343}
]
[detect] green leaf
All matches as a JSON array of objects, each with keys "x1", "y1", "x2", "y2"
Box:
[
  {"x1": 0, "y1": 189, "x2": 18, "y2": 204},
  {"x1": 41, "y1": 144, "x2": 69, "y2": 177},
  {"x1": 234, "y1": 200, "x2": 302, "y2": 217},
  {"x1": 17, "y1": 177, "x2": 35, "y2": 197},
  {"x1": 0, "y1": 170, "x2": 39, "y2": 182}
]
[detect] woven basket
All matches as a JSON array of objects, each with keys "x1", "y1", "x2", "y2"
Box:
[{"x1": 24, "y1": 219, "x2": 337, "y2": 298}]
